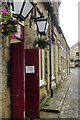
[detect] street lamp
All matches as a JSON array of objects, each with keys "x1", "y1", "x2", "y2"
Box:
[
  {"x1": 30, "y1": 12, "x2": 49, "y2": 35},
  {"x1": 36, "y1": 13, "x2": 49, "y2": 35},
  {"x1": 8, "y1": 0, "x2": 35, "y2": 21},
  {"x1": 8, "y1": 0, "x2": 49, "y2": 34}
]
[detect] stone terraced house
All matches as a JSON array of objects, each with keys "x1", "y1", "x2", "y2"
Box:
[
  {"x1": 70, "y1": 41, "x2": 80, "y2": 68},
  {"x1": 0, "y1": 0, "x2": 70, "y2": 119}
]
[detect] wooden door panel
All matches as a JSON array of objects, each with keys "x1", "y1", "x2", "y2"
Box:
[
  {"x1": 25, "y1": 48, "x2": 40, "y2": 118},
  {"x1": 10, "y1": 42, "x2": 25, "y2": 119}
]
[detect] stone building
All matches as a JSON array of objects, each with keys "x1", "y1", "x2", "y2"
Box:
[
  {"x1": 70, "y1": 41, "x2": 80, "y2": 67},
  {"x1": 0, "y1": 0, "x2": 70, "y2": 119}
]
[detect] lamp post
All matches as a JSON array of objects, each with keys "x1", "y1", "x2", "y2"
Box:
[{"x1": 48, "y1": 11, "x2": 53, "y2": 98}]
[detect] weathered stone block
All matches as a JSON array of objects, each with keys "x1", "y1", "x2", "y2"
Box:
[
  {"x1": 0, "y1": 93, "x2": 2, "y2": 100},
  {"x1": 7, "y1": 89, "x2": 10, "y2": 97},
  {"x1": 2, "y1": 101, "x2": 6, "y2": 110},
  {"x1": 4, "y1": 77, "x2": 7, "y2": 89},
  {"x1": 24, "y1": 25, "x2": 29, "y2": 34},
  {"x1": 6, "y1": 37, "x2": 10, "y2": 47},
  {"x1": 7, "y1": 96, "x2": 10, "y2": 106},
  {"x1": 24, "y1": 18, "x2": 30, "y2": 26},
  {"x1": 5, "y1": 105, "x2": 11, "y2": 118},
  {"x1": 4, "y1": 48, "x2": 10, "y2": 61},
  {"x1": 0, "y1": 98, "x2": 2, "y2": 107},
  {"x1": 2, "y1": 111, "x2": 5, "y2": 118},
  {"x1": 40, "y1": 86, "x2": 46, "y2": 95}
]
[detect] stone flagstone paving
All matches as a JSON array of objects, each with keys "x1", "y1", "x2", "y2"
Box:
[{"x1": 40, "y1": 68, "x2": 79, "y2": 119}]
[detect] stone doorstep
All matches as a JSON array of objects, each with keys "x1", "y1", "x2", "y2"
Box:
[
  {"x1": 40, "y1": 94, "x2": 51, "y2": 110},
  {"x1": 40, "y1": 86, "x2": 56, "y2": 109},
  {"x1": 41, "y1": 81, "x2": 71, "y2": 113}
]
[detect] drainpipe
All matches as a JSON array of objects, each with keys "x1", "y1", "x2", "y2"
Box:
[
  {"x1": 66, "y1": 44, "x2": 68, "y2": 76},
  {"x1": 48, "y1": 11, "x2": 53, "y2": 98},
  {"x1": 69, "y1": 48, "x2": 70, "y2": 73}
]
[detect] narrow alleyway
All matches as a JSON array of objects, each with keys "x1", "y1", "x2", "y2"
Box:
[
  {"x1": 40, "y1": 68, "x2": 79, "y2": 119},
  {"x1": 59, "y1": 68, "x2": 78, "y2": 118}
]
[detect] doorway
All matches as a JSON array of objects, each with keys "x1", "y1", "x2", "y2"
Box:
[{"x1": 10, "y1": 42, "x2": 40, "y2": 119}]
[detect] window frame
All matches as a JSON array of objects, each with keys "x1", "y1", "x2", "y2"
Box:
[
  {"x1": 39, "y1": 49, "x2": 46, "y2": 87},
  {"x1": 76, "y1": 52, "x2": 79, "y2": 56}
]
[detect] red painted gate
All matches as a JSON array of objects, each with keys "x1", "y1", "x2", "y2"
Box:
[
  {"x1": 25, "y1": 48, "x2": 40, "y2": 118},
  {"x1": 10, "y1": 42, "x2": 25, "y2": 119}
]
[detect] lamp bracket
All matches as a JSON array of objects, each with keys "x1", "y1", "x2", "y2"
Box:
[
  {"x1": 7, "y1": 2, "x2": 14, "y2": 11},
  {"x1": 30, "y1": 17, "x2": 36, "y2": 27},
  {"x1": 30, "y1": 17, "x2": 37, "y2": 21},
  {"x1": 30, "y1": 16, "x2": 42, "y2": 28},
  {"x1": 30, "y1": 16, "x2": 41, "y2": 21}
]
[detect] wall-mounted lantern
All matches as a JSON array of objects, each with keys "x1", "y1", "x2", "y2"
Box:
[
  {"x1": 8, "y1": 0, "x2": 35, "y2": 21},
  {"x1": 36, "y1": 13, "x2": 49, "y2": 35},
  {"x1": 7, "y1": 1, "x2": 49, "y2": 34},
  {"x1": 30, "y1": 12, "x2": 49, "y2": 35}
]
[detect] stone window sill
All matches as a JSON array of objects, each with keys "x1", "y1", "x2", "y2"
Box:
[{"x1": 40, "y1": 80, "x2": 46, "y2": 88}]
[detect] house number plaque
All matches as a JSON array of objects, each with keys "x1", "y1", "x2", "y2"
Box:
[{"x1": 26, "y1": 66, "x2": 35, "y2": 73}]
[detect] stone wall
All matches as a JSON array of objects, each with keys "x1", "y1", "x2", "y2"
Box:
[
  {"x1": 0, "y1": 36, "x2": 11, "y2": 119},
  {"x1": 0, "y1": 2, "x2": 11, "y2": 119},
  {"x1": 0, "y1": 23, "x2": 3, "y2": 119},
  {"x1": 0, "y1": 1, "x2": 70, "y2": 119}
]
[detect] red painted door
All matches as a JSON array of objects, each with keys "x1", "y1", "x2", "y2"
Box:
[
  {"x1": 25, "y1": 48, "x2": 40, "y2": 118},
  {"x1": 10, "y1": 42, "x2": 25, "y2": 119}
]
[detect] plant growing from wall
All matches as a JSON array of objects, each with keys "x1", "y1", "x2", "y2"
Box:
[
  {"x1": 34, "y1": 37, "x2": 50, "y2": 50},
  {"x1": 1, "y1": 9, "x2": 20, "y2": 39}
]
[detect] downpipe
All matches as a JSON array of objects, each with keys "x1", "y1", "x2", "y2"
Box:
[{"x1": 48, "y1": 11, "x2": 53, "y2": 98}]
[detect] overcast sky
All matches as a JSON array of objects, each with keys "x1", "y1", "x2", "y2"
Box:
[{"x1": 59, "y1": 0, "x2": 79, "y2": 48}]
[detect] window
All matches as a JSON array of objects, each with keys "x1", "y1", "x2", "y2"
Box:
[
  {"x1": 39, "y1": 49, "x2": 45, "y2": 87},
  {"x1": 41, "y1": 49, "x2": 43, "y2": 79},
  {"x1": 70, "y1": 60, "x2": 74, "y2": 64},
  {"x1": 76, "y1": 60, "x2": 79, "y2": 65},
  {"x1": 76, "y1": 52, "x2": 79, "y2": 56},
  {"x1": 14, "y1": 23, "x2": 24, "y2": 41}
]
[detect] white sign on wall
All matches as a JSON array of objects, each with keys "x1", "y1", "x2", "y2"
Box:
[
  {"x1": 14, "y1": 23, "x2": 24, "y2": 40},
  {"x1": 25, "y1": 66, "x2": 35, "y2": 73}
]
